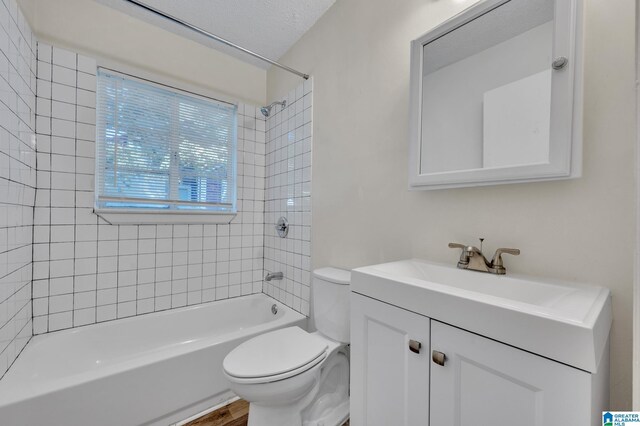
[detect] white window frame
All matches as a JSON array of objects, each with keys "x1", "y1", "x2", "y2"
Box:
[{"x1": 93, "y1": 66, "x2": 238, "y2": 225}]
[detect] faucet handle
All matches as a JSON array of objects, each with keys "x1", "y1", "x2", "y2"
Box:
[
  {"x1": 491, "y1": 248, "x2": 520, "y2": 268},
  {"x1": 448, "y1": 243, "x2": 470, "y2": 264}
]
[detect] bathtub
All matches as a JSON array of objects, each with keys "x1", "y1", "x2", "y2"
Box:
[{"x1": 0, "y1": 294, "x2": 306, "y2": 426}]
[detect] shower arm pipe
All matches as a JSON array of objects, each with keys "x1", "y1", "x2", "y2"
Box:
[{"x1": 122, "y1": 0, "x2": 310, "y2": 80}]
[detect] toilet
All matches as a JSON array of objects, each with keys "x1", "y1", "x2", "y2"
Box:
[{"x1": 223, "y1": 267, "x2": 351, "y2": 426}]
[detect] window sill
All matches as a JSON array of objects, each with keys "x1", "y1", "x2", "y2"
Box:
[{"x1": 94, "y1": 209, "x2": 237, "y2": 225}]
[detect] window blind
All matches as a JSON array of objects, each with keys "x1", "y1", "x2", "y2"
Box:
[{"x1": 96, "y1": 68, "x2": 237, "y2": 213}]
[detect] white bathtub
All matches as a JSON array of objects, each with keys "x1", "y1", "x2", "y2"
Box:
[{"x1": 0, "y1": 294, "x2": 306, "y2": 426}]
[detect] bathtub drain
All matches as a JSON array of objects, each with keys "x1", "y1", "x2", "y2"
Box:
[{"x1": 271, "y1": 304, "x2": 278, "y2": 315}]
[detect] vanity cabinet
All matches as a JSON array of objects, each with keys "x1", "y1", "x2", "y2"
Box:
[
  {"x1": 430, "y1": 320, "x2": 591, "y2": 425},
  {"x1": 350, "y1": 293, "x2": 607, "y2": 426},
  {"x1": 350, "y1": 293, "x2": 430, "y2": 426}
]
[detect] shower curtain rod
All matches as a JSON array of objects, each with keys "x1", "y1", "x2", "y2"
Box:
[{"x1": 123, "y1": 0, "x2": 310, "y2": 80}]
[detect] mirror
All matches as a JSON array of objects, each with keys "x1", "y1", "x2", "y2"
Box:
[{"x1": 409, "y1": 0, "x2": 583, "y2": 190}]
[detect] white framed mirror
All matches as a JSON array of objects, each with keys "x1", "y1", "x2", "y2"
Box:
[{"x1": 408, "y1": 0, "x2": 584, "y2": 190}]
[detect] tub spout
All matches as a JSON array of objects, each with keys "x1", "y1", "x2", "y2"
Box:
[{"x1": 265, "y1": 272, "x2": 283, "y2": 281}]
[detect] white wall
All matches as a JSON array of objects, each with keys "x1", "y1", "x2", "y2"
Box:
[
  {"x1": 268, "y1": 0, "x2": 636, "y2": 409},
  {"x1": 17, "y1": 0, "x2": 266, "y2": 106},
  {"x1": 0, "y1": 0, "x2": 35, "y2": 378}
]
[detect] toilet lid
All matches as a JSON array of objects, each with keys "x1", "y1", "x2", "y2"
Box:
[{"x1": 223, "y1": 326, "x2": 328, "y2": 379}]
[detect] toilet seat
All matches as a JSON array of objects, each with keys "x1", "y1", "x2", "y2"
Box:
[{"x1": 223, "y1": 327, "x2": 329, "y2": 384}]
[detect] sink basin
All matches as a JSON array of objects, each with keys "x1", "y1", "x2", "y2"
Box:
[{"x1": 352, "y1": 259, "x2": 612, "y2": 373}]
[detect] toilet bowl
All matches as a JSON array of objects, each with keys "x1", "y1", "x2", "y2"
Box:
[{"x1": 223, "y1": 267, "x2": 351, "y2": 426}]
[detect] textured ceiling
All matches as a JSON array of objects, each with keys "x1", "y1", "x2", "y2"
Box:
[{"x1": 97, "y1": 0, "x2": 337, "y2": 69}]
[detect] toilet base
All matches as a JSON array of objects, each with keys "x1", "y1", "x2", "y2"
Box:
[
  {"x1": 247, "y1": 403, "x2": 303, "y2": 426},
  {"x1": 302, "y1": 399, "x2": 349, "y2": 426},
  {"x1": 247, "y1": 350, "x2": 350, "y2": 426}
]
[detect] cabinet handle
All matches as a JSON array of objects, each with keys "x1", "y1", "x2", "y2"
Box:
[
  {"x1": 552, "y1": 56, "x2": 568, "y2": 70},
  {"x1": 409, "y1": 339, "x2": 422, "y2": 354},
  {"x1": 432, "y1": 350, "x2": 446, "y2": 366}
]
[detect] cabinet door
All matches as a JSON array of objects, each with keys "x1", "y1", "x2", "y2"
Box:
[
  {"x1": 350, "y1": 293, "x2": 431, "y2": 426},
  {"x1": 430, "y1": 321, "x2": 591, "y2": 426}
]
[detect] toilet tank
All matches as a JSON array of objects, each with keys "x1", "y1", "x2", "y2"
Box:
[{"x1": 312, "y1": 267, "x2": 351, "y2": 343}]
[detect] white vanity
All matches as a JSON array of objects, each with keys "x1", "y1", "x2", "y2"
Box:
[{"x1": 349, "y1": 259, "x2": 611, "y2": 426}]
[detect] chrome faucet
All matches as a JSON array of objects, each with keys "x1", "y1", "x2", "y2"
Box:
[
  {"x1": 448, "y1": 239, "x2": 520, "y2": 275},
  {"x1": 265, "y1": 272, "x2": 283, "y2": 281}
]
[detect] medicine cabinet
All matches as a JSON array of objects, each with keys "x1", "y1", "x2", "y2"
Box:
[{"x1": 408, "y1": 0, "x2": 584, "y2": 189}]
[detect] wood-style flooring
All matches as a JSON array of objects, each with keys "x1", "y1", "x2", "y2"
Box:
[
  {"x1": 184, "y1": 399, "x2": 350, "y2": 426},
  {"x1": 185, "y1": 399, "x2": 249, "y2": 426}
]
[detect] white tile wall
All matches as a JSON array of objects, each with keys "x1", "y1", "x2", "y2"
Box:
[
  {"x1": 0, "y1": 0, "x2": 36, "y2": 378},
  {"x1": 263, "y1": 79, "x2": 313, "y2": 315},
  {"x1": 32, "y1": 45, "x2": 266, "y2": 333}
]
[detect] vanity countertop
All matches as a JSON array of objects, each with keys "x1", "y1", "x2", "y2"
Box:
[{"x1": 352, "y1": 259, "x2": 611, "y2": 373}]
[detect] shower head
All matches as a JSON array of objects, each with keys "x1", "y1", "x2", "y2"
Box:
[
  {"x1": 260, "y1": 100, "x2": 287, "y2": 117},
  {"x1": 260, "y1": 105, "x2": 271, "y2": 117}
]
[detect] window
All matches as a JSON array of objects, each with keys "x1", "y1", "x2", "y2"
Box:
[{"x1": 95, "y1": 68, "x2": 237, "y2": 224}]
